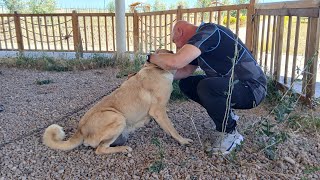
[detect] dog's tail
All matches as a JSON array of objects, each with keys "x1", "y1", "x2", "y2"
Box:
[{"x1": 43, "y1": 124, "x2": 83, "y2": 151}]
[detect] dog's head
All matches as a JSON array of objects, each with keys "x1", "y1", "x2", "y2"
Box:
[
  {"x1": 155, "y1": 49, "x2": 174, "y2": 54},
  {"x1": 144, "y1": 49, "x2": 176, "y2": 74}
]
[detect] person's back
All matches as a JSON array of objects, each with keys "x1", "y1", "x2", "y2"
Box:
[{"x1": 188, "y1": 22, "x2": 267, "y2": 105}]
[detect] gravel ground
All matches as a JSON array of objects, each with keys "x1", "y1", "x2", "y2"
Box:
[{"x1": 0, "y1": 67, "x2": 319, "y2": 179}]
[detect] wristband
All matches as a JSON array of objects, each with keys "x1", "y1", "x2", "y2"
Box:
[{"x1": 146, "y1": 54, "x2": 151, "y2": 62}]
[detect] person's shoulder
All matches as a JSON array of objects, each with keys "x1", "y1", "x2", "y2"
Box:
[{"x1": 197, "y1": 22, "x2": 218, "y2": 32}]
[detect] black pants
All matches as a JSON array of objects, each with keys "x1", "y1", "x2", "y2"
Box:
[{"x1": 179, "y1": 75, "x2": 256, "y2": 133}]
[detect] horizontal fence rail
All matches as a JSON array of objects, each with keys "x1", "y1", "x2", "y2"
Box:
[{"x1": 253, "y1": 1, "x2": 320, "y2": 103}]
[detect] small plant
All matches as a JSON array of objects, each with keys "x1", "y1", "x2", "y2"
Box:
[
  {"x1": 148, "y1": 137, "x2": 165, "y2": 173},
  {"x1": 36, "y1": 79, "x2": 54, "y2": 85},
  {"x1": 257, "y1": 119, "x2": 288, "y2": 160},
  {"x1": 170, "y1": 80, "x2": 188, "y2": 101},
  {"x1": 116, "y1": 53, "x2": 145, "y2": 78},
  {"x1": 303, "y1": 166, "x2": 320, "y2": 175}
]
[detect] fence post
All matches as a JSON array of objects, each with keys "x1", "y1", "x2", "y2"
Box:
[
  {"x1": 177, "y1": 6, "x2": 183, "y2": 21},
  {"x1": 14, "y1": 11, "x2": 23, "y2": 53},
  {"x1": 245, "y1": 0, "x2": 255, "y2": 52},
  {"x1": 133, "y1": 10, "x2": 139, "y2": 52},
  {"x1": 72, "y1": 10, "x2": 83, "y2": 58},
  {"x1": 305, "y1": 16, "x2": 320, "y2": 103}
]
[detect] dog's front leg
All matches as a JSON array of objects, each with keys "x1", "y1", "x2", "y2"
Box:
[{"x1": 149, "y1": 105, "x2": 193, "y2": 145}]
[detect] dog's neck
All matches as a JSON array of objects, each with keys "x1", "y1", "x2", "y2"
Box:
[{"x1": 144, "y1": 62, "x2": 176, "y2": 75}]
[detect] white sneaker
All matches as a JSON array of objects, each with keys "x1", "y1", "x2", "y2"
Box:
[{"x1": 211, "y1": 129, "x2": 244, "y2": 155}]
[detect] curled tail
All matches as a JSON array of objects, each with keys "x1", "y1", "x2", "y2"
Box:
[{"x1": 43, "y1": 124, "x2": 83, "y2": 151}]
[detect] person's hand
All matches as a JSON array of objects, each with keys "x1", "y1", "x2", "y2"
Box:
[{"x1": 155, "y1": 49, "x2": 174, "y2": 54}]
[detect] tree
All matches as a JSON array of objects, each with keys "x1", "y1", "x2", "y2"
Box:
[
  {"x1": 152, "y1": 0, "x2": 166, "y2": 11},
  {"x1": 3, "y1": 0, "x2": 25, "y2": 13},
  {"x1": 196, "y1": 0, "x2": 212, "y2": 8},
  {"x1": 106, "y1": 0, "x2": 115, "y2": 13},
  {"x1": 28, "y1": 0, "x2": 56, "y2": 14},
  {"x1": 176, "y1": 0, "x2": 189, "y2": 9}
]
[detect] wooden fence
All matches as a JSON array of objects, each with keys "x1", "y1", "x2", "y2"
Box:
[
  {"x1": 0, "y1": 0, "x2": 319, "y2": 101},
  {"x1": 253, "y1": 1, "x2": 320, "y2": 103},
  {"x1": 0, "y1": 2, "x2": 255, "y2": 54}
]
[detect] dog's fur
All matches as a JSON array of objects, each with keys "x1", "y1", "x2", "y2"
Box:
[{"x1": 43, "y1": 50, "x2": 192, "y2": 155}]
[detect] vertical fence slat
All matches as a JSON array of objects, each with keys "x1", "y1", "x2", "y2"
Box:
[
  {"x1": 148, "y1": 15, "x2": 151, "y2": 52},
  {"x1": 44, "y1": 16, "x2": 49, "y2": 50},
  {"x1": 31, "y1": 16, "x2": 37, "y2": 50},
  {"x1": 226, "y1": 10, "x2": 230, "y2": 28},
  {"x1": 164, "y1": 14, "x2": 167, "y2": 50},
  {"x1": 50, "y1": 16, "x2": 56, "y2": 51},
  {"x1": 98, "y1": 16, "x2": 102, "y2": 52},
  {"x1": 259, "y1": 15, "x2": 266, "y2": 66},
  {"x1": 144, "y1": 15, "x2": 147, "y2": 52},
  {"x1": 284, "y1": 16, "x2": 292, "y2": 84},
  {"x1": 154, "y1": 15, "x2": 157, "y2": 51},
  {"x1": 253, "y1": 15, "x2": 260, "y2": 59},
  {"x1": 64, "y1": 16, "x2": 70, "y2": 50},
  {"x1": 270, "y1": 16, "x2": 277, "y2": 76},
  {"x1": 274, "y1": 16, "x2": 284, "y2": 81},
  {"x1": 264, "y1": 15, "x2": 271, "y2": 73},
  {"x1": 7, "y1": 17, "x2": 14, "y2": 49},
  {"x1": 2, "y1": 16, "x2": 8, "y2": 49},
  {"x1": 133, "y1": 10, "x2": 139, "y2": 52},
  {"x1": 104, "y1": 16, "x2": 108, "y2": 51},
  {"x1": 305, "y1": 17, "x2": 320, "y2": 101},
  {"x1": 90, "y1": 16, "x2": 94, "y2": 51},
  {"x1": 159, "y1": 15, "x2": 162, "y2": 49},
  {"x1": 38, "y1": 16, "x2": 44, "y2": 50},
  {"x1": 236, "y1": 10, "x2": 240, "y2": 36},
  {"x1": 302, "y1": 18, "x2": 311, "y2": 93},
  {"x1": 14, "y1": 12, "x2": 23, "y2": 51},
  {"x1": 194, "y1": 12, "x2": 197, "y2": 25},
  {"x1": 83, "y1": 16, "x2": 88, "y2": 51},
  {"x1": 112, "y1": 15, "x2": 115, "y2": 51},
  {"x1": 170, "y1": 14, "x2": 173, "y2": 51},
  {"x1": 126, "y1": 15, "x2": 129, "y2": 51},
  {"x1": 291, "y1": 16, "x2": 300, "y2": 85},
  {"x1": 57, "y1": 16, "x2": 63, "y2": 50},
  {"x1": 217, "y1": 11, "x2": 221, "y2": 25}
]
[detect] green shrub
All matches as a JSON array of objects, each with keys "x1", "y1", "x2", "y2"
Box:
[
  {"x1": 223, "y1": 16, "x2": 237, "y2": 25},
  {"x1": 239, "y1": 15, "x2": 247, "y2": 26}
]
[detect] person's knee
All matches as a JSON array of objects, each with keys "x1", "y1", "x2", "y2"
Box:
[{"x1": 178, "y1": 79, "x2": 188, "y2": 93}]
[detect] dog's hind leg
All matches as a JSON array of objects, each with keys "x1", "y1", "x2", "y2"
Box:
[
  {"x1": 149, "y1": 105, "x2": 193, "y2": 145},
  {"x1": 94, "y1": 114, "x2": 132, "y2": 155}
]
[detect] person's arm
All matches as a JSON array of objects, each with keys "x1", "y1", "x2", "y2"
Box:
[
  {"x1": 174, "y1": 64, "x2": 198, "y2": 80},
  {"x1": 149, "y1": 44, "x2": 201, "y2": 70}
]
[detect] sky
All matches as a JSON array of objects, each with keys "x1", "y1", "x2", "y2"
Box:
[{"x1": 56, "y1": 0, "x2": 289, "y2": 9}]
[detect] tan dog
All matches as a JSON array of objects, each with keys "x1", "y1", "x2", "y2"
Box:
[{"x1": 43, "y1": 50, "x2": 193, "y2": 155}]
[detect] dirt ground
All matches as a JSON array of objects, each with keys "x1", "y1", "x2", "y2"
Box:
[{"x1": 0, "y1": 67, "x2": 319, "y2": 179}]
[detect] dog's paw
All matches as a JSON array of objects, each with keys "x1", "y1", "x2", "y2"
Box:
[
  {"x1": 179, "y1": 138, "x2": 193, "y2": 145},
  {"x1": 125, "y1": 146, "x2": 133, "y2": 152}
]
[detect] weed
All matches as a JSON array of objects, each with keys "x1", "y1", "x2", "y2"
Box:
[
  {"x1": 170, "y1": 80, "x2": 188, "y2": 101},
  {"x1": 116, "y1": 53, "x2": 145, "y2": 78},
  {"x1": 303, "y1": 166, "x2": 320, "y2": 174},
  {"x1": 148, "y1": 137, "x2": 166, "y2": 173},
  {"x1": 257, "y1": 119, "x2": 288, "y2": 160},
  {"x1": 288, "y1": 114, "x2": 320, "y2": 133},
  {"x1": 36, "y1": 79, "x2": 54, "y2": 85}
]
